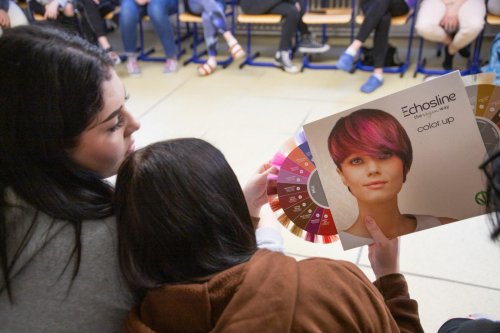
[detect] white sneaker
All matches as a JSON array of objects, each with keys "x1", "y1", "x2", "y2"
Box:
[{"x1": 274, "y1": 51, "x2": 299, "y2": 74}]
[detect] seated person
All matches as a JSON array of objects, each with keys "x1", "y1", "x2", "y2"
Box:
[
  {"x1": 114, "y1": 138, "x2": 424, "y2": 333},
  {"x1": 415, "y1": 0, "x2": 486, "y2": 70}
]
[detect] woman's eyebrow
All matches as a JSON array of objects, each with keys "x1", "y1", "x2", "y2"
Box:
[{"x1": 98, "y1": 107, "x2": 122, "y2": 125}]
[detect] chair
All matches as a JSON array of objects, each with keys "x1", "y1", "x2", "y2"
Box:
[
  {"x1": 178, "y1": 0, "x2": 236, "y2": 68},
  {"x1": 237, "y1": 12, "x2": 284, "y2": 69},
  {"x1": 301, "y1": 0, "x2": 355, "y2": 71},
  {"x1": 354, "y1": 0, "x2": 417, "y2": 77}
]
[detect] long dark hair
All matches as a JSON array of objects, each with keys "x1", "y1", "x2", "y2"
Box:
[
  {"x1": 115, "y1": 139, "x2": 257, "y2": 294},
  {"x1": 481, "y1": 150, "x2": 500, "y2": 243},
  {"x1": 0, "y1": 25, "x2": 115, "y2": 300}
]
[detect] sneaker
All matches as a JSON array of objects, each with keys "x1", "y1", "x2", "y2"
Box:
[
  {"x1": 298, "y1": 35, "x2": 330, "y2": 54},
  {"x1": 107, "y1": 50, "x2": 121, "y2": 65},
  {"x1": 360, "y1": 75, "x2": 383, "y2": 93},
  {"x1": 163, "y1": 58, "x2": 178, "y2": 74},
  {"x1": 274, "y1": 51, "x2": 300, "y2": 74},
  {"x1": 126, "y1": 57, "x2": 141, "y2": 76},
  {"x1": 336, "y1": 52, "x2": 354, "y2": 72}
]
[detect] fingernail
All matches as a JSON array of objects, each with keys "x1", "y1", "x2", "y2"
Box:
[{"x1": 365, "y1": 216, "x2": 374, "y2": 225}]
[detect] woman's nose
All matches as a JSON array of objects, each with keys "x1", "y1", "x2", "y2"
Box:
[
  {"x1": 124, "y1": 111, "x2": 141, "y2": 136},
  {"x1": 366, "y1": 159, "x2": 380, "y2": 174}
]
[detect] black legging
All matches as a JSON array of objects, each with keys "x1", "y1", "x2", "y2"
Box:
[
  {"x1": 356, "y1": 0, "x2": 408, "y2": 68},
  {"x1": 240, "y1": 0, "x2": 310, "y2": 51},
  {"x1": 78, "y1": 0, "x2": 116, "y2": 38}
]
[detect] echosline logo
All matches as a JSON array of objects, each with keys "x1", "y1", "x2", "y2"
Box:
[{"x1": 401, "y1": 93, "x2": 457, "y2": 118}]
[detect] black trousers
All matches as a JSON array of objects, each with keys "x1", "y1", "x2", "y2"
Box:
[
  {"x1": 240, "y1": 0, "x2": 310, "y2": 51},
  {"x1": 356, "y1": 0, "x2": 408, "y2": 68},
  {"x1": 78, "y1": 0, "x2": 116, "y2": 38}
]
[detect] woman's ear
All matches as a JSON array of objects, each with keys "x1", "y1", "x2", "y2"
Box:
[{"x1": 337, "y1": 168, "x2": 348, "y2": 187}]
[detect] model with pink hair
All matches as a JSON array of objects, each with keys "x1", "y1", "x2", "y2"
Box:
[{"x1": 328, "y1": 109, "x2": 453, "y2": 247}]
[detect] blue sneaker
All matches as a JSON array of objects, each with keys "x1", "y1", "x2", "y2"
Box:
[
  {"x1": 336, "y1": 52, "x2": 354, "y2": 72},
  {"x1": 360, "y1": 75, "x2": 383, "y2": 93}
]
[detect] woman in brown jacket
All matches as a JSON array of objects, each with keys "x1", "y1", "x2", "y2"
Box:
[{"x1": 115, "y1": 138, "x2": 424, "y2": 333}]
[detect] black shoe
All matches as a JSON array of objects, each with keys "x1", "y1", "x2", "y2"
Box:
[
  {"x1": 458, "y1": 44, "x2": 471, "y2": 58},
  {"x1": 443, "y1": 46, "x2": 454, "y2": 70}
]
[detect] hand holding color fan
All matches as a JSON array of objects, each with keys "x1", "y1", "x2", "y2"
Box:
[{"x1": 266, "y1": 131, "x2": 339, "y2": 244}]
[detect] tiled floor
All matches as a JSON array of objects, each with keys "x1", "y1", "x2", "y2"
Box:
[{"x1": 111, "y1": 29, "x2": 500, "y2": 332}]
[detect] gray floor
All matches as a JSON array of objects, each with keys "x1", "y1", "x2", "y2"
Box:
[{"x1": 110, "y1": 27, "x2": 500, "y2": 332}]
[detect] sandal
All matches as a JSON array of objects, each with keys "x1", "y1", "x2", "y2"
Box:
[
  {"x1": 198, "y1": 62, "x2": 216, "y2": 76},
  {"x1": 229, "y1": 43, "x2": 245, "y2": 60}
]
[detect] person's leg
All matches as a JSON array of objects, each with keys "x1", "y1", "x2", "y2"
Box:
[
  {"x1": 189, "y1": 0, "x2": 221, "y2": 74},
  {"x1": 371, "y1": 11, "x2": 391, "y2": 70},
  {"x1": 120, "y1": 0, "x2": 141, "y2": 54},
  {"x1": 80, "y1": 0, "x2": 108, "y2": 39},
  {"x1": 356, "y1": 0, "x2": 391, "y2": 41},
  {"x1": 29, "y1": 1, "x2": 46, "y2": 16},
  {"x1": 8, "y1": 2, "x2": 29, "y2": 27},
  {"x1": 337, "y1": 0, "x2": 391, "y2": 72},
  {"x1": 488, "y1": 0, "x2": 500, "y2": 15},
  {"x1": 268, "y1": 1, "x2": 300, "y2": 73},
  {"x1": 449, "y1": 0, "x2": 486, "y2": 53},
  {"x1": 415, "y1": 0, "x2": 448, "y2": 44},
  {"x1": 269, "y1": 1, "x2": 300, "y2": 51},
  {"x1": 147, "y1": 0, "x2": 177, "y2": 57},
  {"x1": 360, "y1": 11, "x2": 390, "y2": 93},
  {"x1": 120, "y1": 0, "x2": 143, "y2": 74}
]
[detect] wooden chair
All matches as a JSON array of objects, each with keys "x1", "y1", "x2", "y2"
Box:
[
  {"x1": 301, "y1": 0, "x2": 355, "y2": 71},
  {"x1": 237, "y1": 13, "x2": 283, "y2": 69}
]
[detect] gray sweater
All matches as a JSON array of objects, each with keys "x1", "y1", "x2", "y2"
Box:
[{"x1": 0, "y1": 189, "x2": 133, "y2": 333}]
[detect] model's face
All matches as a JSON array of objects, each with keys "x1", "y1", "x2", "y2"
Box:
[
  {"x1": 338, "y1": 151, "x2": 404, "y2": 204},
  {"x1": 70, "y1": 69, "x2": 141, "y2": 178}
]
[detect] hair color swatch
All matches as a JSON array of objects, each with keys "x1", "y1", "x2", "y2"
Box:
[
  {"x1": 462, "y1": 74, "x2": 500, "y2": 156},
  {"x1": 473, "y1": 85, "x2": 500, "y2": 155},
  {"x1": 267, "y1": 131, "x2": 338, "y2": 243}
]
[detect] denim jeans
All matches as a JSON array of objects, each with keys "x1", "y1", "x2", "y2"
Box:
[{"x1": 120, "y1": 0, "x2": 178, "y2": 58}]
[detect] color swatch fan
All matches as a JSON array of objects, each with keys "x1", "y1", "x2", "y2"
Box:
[
  {"x1": 463, "y1": 74, "x2": 500, "y2": 155},
  {"x1": 267, "y1": 131, "x2": 338, "y2": 243}
]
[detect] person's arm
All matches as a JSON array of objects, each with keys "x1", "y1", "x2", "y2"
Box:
[
  {"x1": 365, "y1": 216, "x2": 424, "y2": 333},
  {"x1": 243, "y1": 162, "x2": 284, "y2": 252},
  {"x1": 242, "y1": 161, "x2": 277, "y2": 222}
]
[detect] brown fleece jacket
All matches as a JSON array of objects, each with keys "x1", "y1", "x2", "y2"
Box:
[{"x1": 124, "y1": 250, "x2": 423, "y2": 333}]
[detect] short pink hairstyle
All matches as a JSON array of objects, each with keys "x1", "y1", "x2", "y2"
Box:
[{"x1": 328, "y1": 109, "x2": 413, "y2": 181}]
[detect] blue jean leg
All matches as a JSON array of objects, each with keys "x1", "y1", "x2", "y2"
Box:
[
  {"x1": 147, "y1": 0, "x2": 178, "y2": 58},
  {"x1": 119, "y1": 0, "x2": 145, "y2": 53}
]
